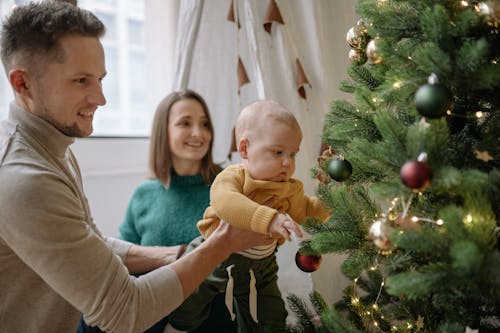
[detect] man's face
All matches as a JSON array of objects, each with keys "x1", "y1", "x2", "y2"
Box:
[{"x1": 28, "y1": 34, "x2": 107, "y2": 137}]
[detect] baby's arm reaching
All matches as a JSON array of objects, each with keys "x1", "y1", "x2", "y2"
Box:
[{"x1": 268, "y1": 213, "x2": 303, "y2": 242}]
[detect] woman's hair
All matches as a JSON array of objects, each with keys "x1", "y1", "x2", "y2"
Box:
[
  {"x1": 149, "y1": 89, "x2": 221, "y2": 187},
  {"x1": 0, "y1": 1, "x2": 104, "y2": 75}
]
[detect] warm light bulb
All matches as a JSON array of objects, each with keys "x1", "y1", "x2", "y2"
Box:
[
  {"x1": 436, "y1": 219, "x2": 444, "y2": 226},
  {"x1": 393, "y1": 81, "x2": 402, "y2": 89},
  {"x1": 461, "y1": 1, "x2": 469, "y2": 7},
  {"x1": 475, "y1": 111, "x2": 483, "y2": 118}
]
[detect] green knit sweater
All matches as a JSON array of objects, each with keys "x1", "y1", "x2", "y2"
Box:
[{"x1": 119, "y1": 174, "x2": 211, "y2": 246}]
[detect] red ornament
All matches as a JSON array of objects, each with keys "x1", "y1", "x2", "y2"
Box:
[
  {"x1": 400, "y1": 160, "x2": 431, "y2": 191},
  {"x1": 295, "y1": 251, "x2": 322, "y2": 272}
]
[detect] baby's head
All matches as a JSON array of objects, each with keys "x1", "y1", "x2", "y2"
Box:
[{"x1": 235, "y1": 100, "x2": 302, "y2": 182}]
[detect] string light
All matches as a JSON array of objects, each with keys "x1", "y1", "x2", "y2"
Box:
[
  {"x1": 393, "y1": 81, "x2": 402, "y2": 89},
  {"x1": 410, "y1": 215, "x2": 444, "y2": 225},
  {"x1": 460, "y1": 1, "x2": 469, "y2": 7},
  {"x1": 475, "y1": 111, "x2": 483, "y2": 118}
]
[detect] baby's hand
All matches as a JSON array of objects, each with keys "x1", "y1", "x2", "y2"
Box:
[{"x1": 269, "y1": 214, "x2": 303, "y2": 242}]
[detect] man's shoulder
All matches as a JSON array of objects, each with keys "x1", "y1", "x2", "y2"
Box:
[{"x1": 0, "y1": 119, "x2": 19, "y2": 165}]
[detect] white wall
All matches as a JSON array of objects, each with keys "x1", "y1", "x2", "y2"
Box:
[{"x1": 72, "y1": 138, "x2": 150, "y2": 237}]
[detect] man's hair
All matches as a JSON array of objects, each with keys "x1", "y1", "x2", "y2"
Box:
[{"x1": 0, "y1": 1, "x2": 105, "y2": 74}]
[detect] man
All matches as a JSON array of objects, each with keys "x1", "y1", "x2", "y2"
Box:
[{"x1": 0, "y1": 2, "x2": 270, "y2": 332}]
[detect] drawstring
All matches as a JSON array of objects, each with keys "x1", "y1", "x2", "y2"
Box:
[
  {"x1": 225, "y1": 264, "x2": 236, "y2": 320},
  {"x1": 249, "y1": 268, "x2": 258, "y2": 323},
  {"x1": 224, "y1": 265, "x2": 259, "y2": 323}
]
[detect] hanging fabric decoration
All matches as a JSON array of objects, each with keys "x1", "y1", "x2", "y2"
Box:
[
  {"x1": 263, "y1": 0, "x2": 284, "y2": 34},
  {"x1": 237, "y1": 56, "x2": 250, "y2": 93},
  {"x1": 226, "y1": 0, "x2": 240, "y2": 29},
  {"x1": 296, "y1": 59, "x2": 311, "y2": 99}
]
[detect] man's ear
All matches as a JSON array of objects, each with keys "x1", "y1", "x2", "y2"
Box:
[
  {"x1": 9, "y1": 69, "x2": 30, "y2": 96},
  {"x1": 238, "y1": 138, "x2": 249, "y2": 159}
]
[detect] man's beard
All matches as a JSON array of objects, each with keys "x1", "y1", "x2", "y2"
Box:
[{"x1": 37, "y1": 105, "x2": 91, "y2": 138}]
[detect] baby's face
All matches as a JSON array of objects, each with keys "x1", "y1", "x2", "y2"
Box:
[{"x1": 244, "y1": 122, "x2": 301, "y2": 182}]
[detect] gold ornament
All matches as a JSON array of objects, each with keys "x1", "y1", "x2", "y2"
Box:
[
  {"x1": 416, "y1": 316, "x2": 425, "y2": 330},
  {"x1": 316, "y1": 146, "x2": 336, "y2": 184},
  {"x1": 346, "y1": 19, "x2": 368, "y2": 49},
  {"x1": 369, "y1": 219, "x2": 393, "y2": 250},
  {"x1": 366, "y1": 38, "x2": 382, "y2": 64},
  {"x1": 474, "y1": 149, "x2": 494, "y2": 162},
  {"x1": 476, "y1": 1, "x2": 499, "y2": 27},
  {"x1": 346, "y1": 26, "x2": 362, "y2": 49},
  {"x1": 348, "y1": 48, "x2": 362, "y2": 62}
]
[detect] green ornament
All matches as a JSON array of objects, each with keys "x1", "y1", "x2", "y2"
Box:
[
  {"x1": 415, "y1": 83, "x2": 452, "y2": 119},
  {"x1": 328, "y1": 158, "x2": 352, "y2": 181}
]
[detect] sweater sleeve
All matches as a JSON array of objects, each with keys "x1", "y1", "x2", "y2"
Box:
[
  {"x1": 209, "y1": 166, "x2": 278, "y2": 235},
  {"x1": 0, "y1": 165, "x2": 184, "y2": 333}
]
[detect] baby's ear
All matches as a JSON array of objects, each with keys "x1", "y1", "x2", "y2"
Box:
[{"x1": 238, "y1": 138, "x2": 249, "y2": 159}]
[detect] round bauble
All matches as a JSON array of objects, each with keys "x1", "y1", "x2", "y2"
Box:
[
  {"x1": 369, "y1": 220, "x2": 392, "y2": 250},
  {"x1": 415, "y1": 83, "x2": 452, "y2": 119},
  {"x1": 346, "y1": 26, "x2": 362, "y2": 48},
  {"x1": 400, "y1": 160, "x2": 432, "y2": 191},
  {"x1": 366, "y1": 38, "x2": 382, "y2": 64},
  {"x1": 348, "y1": 48, "x2": 362, "y2": 62},
  {"x1": 328, "y1": 158, "x2": 353, "y2": 182},
  {"x1": 295, "y1": 251, "x2": 322, "y2": 273}
]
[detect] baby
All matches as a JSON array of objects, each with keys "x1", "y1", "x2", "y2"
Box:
[{"x1": 169, "y1": 100, "x2": 330, "y2": 332}]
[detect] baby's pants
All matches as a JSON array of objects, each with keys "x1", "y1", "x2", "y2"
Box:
[{"x1": 169, "y1": 236, "x2": 287, "y2": 333}]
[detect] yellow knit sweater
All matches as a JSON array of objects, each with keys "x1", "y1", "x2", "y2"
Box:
[{"x1": 198, "y1": 164, "x2": 330, "y2": 244}]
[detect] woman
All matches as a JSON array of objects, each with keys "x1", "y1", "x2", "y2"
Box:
[{"x1": 79, "y1": 90, "x2": 235, "y2": 333}]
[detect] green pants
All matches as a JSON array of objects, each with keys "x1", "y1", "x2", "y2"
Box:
[{"x1": 169, "y1": 236, "x2": 287, "y2": 333}]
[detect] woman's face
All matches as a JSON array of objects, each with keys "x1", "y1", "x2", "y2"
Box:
[{"x1": 168, "y1": 98, "x2": 212, "y2": 170}]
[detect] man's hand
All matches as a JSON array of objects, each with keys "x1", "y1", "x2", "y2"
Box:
[
  {"x1": 209, "y1": 220, "x2": 275, "y2": 255},
  {"x1": 170, "y1": 221, "x2": 273, "y2": 298},
  {"x1": 268, "y1": 213, "x2": 303, "y2": 242}
]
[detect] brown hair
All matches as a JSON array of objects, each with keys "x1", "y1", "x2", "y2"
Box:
[
  {"x1": 149, "y1": 89, "x2": 221, "y2": 187},
  {"x1": 1, "y1": 1, "x2": 104, "y2": 75}
]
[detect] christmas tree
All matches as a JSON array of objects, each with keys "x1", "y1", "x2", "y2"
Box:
[{"x1": 287, "y1": 1, "x2": 499, "y2": 332}]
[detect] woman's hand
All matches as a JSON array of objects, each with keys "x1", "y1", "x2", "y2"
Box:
[{"x1": 125, "y1": 244, "x2": 186, "y2": 274}]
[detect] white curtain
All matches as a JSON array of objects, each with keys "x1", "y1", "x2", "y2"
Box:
[{"x1": 171, "y1": 0, "x2": 356, "y2": 319}]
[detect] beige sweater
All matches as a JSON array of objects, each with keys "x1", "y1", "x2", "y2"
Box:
[{"x1": 0, "y1": 102, "x2": 183, "y2": 333}]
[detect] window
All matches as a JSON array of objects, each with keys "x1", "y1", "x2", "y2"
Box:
[{"x1": 0, "y1": 0, "x2": 177, "y2": 137}]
